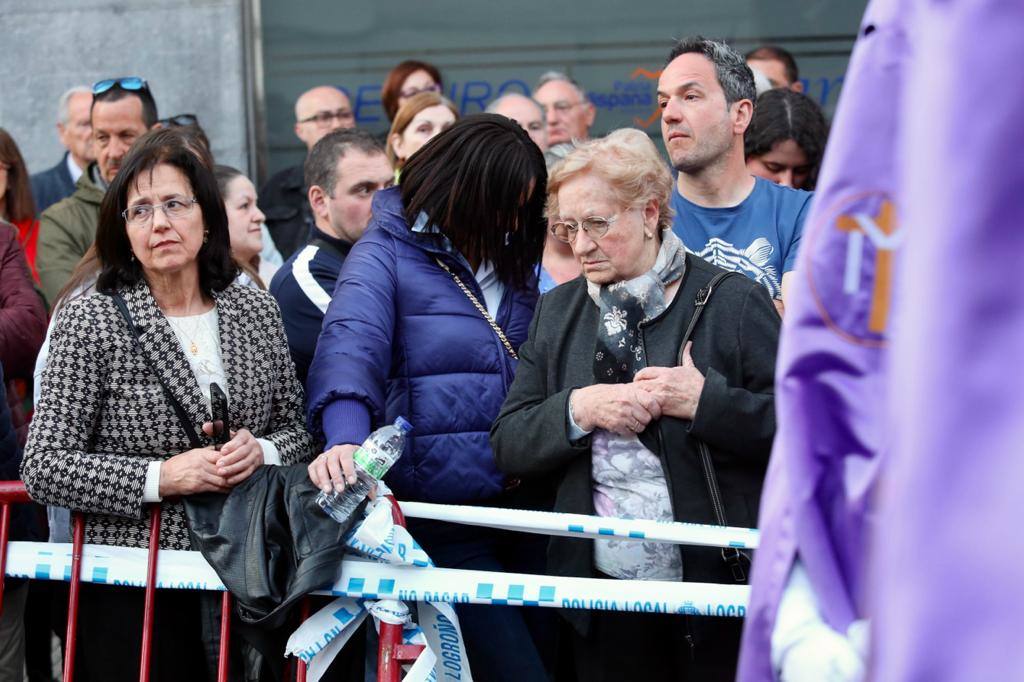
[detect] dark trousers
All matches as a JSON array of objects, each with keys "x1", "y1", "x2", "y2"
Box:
[
  {"x1": 74, "y1": 583, "x2": 208, "y2": 682},
  {"x1": 406, "y1": 518, "x2": 552, "y2": 682},
  {"x1": 561, "y1": 604, "x2": 742, "y2": 682},
  {"x1": 564, "y1": 609, "x2": 692, "y2": 682}
]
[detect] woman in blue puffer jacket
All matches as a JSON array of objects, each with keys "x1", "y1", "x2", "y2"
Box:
[{"x1": 306, "y1": 114, "x2": 552, "y2": 680}]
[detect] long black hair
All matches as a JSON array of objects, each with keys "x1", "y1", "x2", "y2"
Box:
[
  {"x1": 744, "y1": 89, "x2": 829, "y2": 190},
  {"x1": 400, "y1": 113, "x2": 547, "y2": 289},
  {"x1": 95, "y1": 128, "x2": 237, "y2": 295}
]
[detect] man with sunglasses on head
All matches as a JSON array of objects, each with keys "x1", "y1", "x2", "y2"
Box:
[
  {"x1": 260, "y1": 85, "x2": 355, "y2": 260},
  {"x1": 36, "y1": 76, "x2": 159, "y2": 305}
]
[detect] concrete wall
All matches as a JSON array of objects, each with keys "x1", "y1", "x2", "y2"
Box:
[{"x1": 0, "y1": 0, "x2": 252, "y2": 176}]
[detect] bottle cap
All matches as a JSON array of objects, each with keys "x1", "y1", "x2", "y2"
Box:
[{"x1": 394, "y1": 416, "x2": 413, "y2": 433}]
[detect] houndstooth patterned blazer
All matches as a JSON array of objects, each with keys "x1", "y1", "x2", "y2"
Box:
[{"x1": 22, "y1": 280, "x2": 314, "y2": 550}]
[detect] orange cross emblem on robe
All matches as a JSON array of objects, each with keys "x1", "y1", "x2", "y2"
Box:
[{"x1": 835, "y1": 200, "x2": 900, "y2": 334}]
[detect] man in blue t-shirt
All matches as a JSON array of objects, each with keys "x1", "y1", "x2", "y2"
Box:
[{"x1": 658, "y1": 37, "x2": 812, "y2": 305}]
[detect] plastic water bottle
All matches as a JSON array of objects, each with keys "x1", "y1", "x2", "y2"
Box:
[{"x1": 316, "y1": 417, "x2": 413, "y2": 523}]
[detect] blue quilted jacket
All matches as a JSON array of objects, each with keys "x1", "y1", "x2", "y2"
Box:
[{"x1": 306, "y1": 188, "x2": 538, "y2": 503}]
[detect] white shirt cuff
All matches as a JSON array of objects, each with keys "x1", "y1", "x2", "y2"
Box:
[
  {"x1": 143, "y1": 461, "x2": 163, "y2": 503},
  {"x1": 771, "y1": 558, "x2": 824, "y2": 670},
  {"x1": 566, "y1": 390, "x2": 592, "y2": 441},
  {"x1": 257, "y1": 437, "x2": 281, "y2": 466}
]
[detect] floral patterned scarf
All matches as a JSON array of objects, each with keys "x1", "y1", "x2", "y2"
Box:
[{"x1": 588, "y1": 228, "x2": 687, "y2": 384}]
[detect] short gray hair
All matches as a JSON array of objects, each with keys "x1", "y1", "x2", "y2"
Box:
[
  {"x1": 58, "y1": 85, "x2": 93, "y2": 125},
  {"x1": 535, "y1": 71, "x2": 587, "y2": 102},
  {"x1": 485, "y1": 93, "x2": 544, "y2": 117},
  {"x1": 665, "y1": 37, "x2": 756, "y2": 107}
]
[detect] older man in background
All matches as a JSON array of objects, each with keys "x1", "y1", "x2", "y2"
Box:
[
  {"x1": 260, "y1": 85, "x2": 355, "y2": 259},
  {"x1": 30, "y1": 86, "x2": 96, "y2": 214},
  {"x1": 486, "y1": 93, "x2": 548, "y2": 151},
  {"x1": 533, "y1": 71, "x2": 595, "y2": 148}
]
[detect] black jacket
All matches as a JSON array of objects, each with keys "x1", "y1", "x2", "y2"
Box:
[
  {"x1": 30, "y1": 154, "x2": 77, "y2": 215},
  {"x1": 184, "y1": 463, "x2": 365, "y2": 630},
  {"x1": 260, "y1": 164, "x2": 313, "y2": 260},
  {"x1": 491, "y1": 255, "x2": 779, "y2": 664}
]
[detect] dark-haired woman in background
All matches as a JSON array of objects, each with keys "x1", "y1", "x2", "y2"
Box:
[
  {"x1": 0, "y1": 129, "x2": 40, "y2": 282},
  {"x1": 745, "y1": 89, "x2": 828, "y2": 191},
  {"x1": 305, "y1": 114, "x2": 550, "y2": 680},
  {"x1": 22, "y1": 129, "x2": 312, "y2": 681},
  {"x1": 380, "y1": 59, "x2": 444, "y2": 122}
]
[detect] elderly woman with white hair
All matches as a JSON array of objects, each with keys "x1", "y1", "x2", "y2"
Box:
[{"x1": 491, "y1": 128, "x2": 780, "y2": 681}]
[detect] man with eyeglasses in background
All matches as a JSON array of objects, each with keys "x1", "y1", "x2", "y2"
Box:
[
  {"x1": 36, "y1": 76, "x2": 159, "y2": 305},
  {"x1": 30, "y1": 86, "x2": 96, "y2": 214},
  {"x1": 260, "y1": 85, "x2": 355, "y2": 259},
  {"x1": 533, "y1": 71, "x2": 596, "y2": 150}
]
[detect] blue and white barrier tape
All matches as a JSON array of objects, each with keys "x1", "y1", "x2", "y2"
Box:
[
  {"x1": 3, "y1": 542, "x2": 750, "y2": 617},
  {"x1": 398, "y1": 501, "x2": 760, "y2": 549}
]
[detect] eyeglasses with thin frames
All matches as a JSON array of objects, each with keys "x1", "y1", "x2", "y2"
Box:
[
  {"x1": 538, "y1": 100, "x2": 584, "y2": 116},
  {"x1": 550, "y1": 209, "x2": 635, "y2": 244},
  {"x1": 298, "y1": 109, "x2": 355, "y2": 127},
  {"x1": 122, "y1": 196, "x2": 198, "y2": 226}
]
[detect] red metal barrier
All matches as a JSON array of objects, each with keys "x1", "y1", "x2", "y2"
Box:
[
  {"x1": 139, "y1": 506, "x2": 162, "y2": 682},
  {"x1": 0, "y1": 484, "x2": 236, "y2": 681},
  {"x1": 377, "y1": 495, "x2": 425, "y2": 682},
  {"x1": 64, "y1": 513, "x2": 85, "y2": 682},
  {"x1": 0, "y1": 480, "x2": 30, "y2": 615},
  {"x1": 219, "y1": 592, "x2": 232, "y2": 682},
  {"x1": 0, "y1": 483, "x2": 429, "y2": 681}
]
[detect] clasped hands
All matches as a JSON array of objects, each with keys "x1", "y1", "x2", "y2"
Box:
[
  {"x1": 571, "y1": 342, "x2": 705, "y2": 436},
  {"x1": 159, "y1": 422, "x2": 264, "y2": 497}
]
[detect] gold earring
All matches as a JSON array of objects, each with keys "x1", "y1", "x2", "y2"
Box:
[{"x1": 203, "y1": 231, "x2": 209, "y2": 244}]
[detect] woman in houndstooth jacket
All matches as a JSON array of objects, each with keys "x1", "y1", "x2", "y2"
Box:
[{"x1": 21, "y1": 128, "x2": 313, "y2": 682}]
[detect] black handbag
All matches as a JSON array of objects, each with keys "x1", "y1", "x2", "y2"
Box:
[{"x1": 678, "y1": 272, "x2": 753, "y2": 583}]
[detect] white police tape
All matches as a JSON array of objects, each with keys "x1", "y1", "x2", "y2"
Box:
[
  {"x1": 398, "y1": 501, "x2": 760, "y2": 550},
  {"x1": 286, "y1": 495, "x2": 470, "y2": 682},
  {"x1": 4, "y1": 542, "x2": 750, "y2": 617}
]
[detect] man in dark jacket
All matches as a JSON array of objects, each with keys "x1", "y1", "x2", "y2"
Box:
[
  {"x1": 30, "y1": 86, "x2": 95, "y2": 214},
  {"x1": 269, "y1": 129, "x2": 392, "y2": 385},
  {"x1": 260, "y1": 86, "x2": 356, "y2": 259}
]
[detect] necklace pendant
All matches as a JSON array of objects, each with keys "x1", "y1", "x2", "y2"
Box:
[{"x1": 190, "y1": 342, "x2": 199, "y2": 355}]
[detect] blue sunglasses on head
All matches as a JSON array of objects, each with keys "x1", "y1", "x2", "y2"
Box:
[{"x1": 92, "y1": 76, "x2": 149, "y2": 95}]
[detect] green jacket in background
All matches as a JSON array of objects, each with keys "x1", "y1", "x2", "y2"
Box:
[{"x1": 36, "y1": 167, "x2": 104, "y2": 306}]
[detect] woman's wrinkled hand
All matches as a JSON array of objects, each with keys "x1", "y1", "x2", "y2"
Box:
[
  {"x1": 158, "y1": 446, "x2": 230, "y2": 497},
  {"x1": 570, "y1": 382, "x2": 662, "y2": 436},
  {"x1": 308, "y1": 443, "x2": 360, "y2": 495},
  {"x1": 633, "y1": 342, "x2": 705, "y2": 420},
  {"x1": 207, "y1": 423, "x2": 264, "y2": 486}
]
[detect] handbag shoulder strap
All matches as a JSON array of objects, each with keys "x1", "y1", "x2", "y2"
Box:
[
  {"x1": 108, "y1": 292, "x2": 204, "y2": 449},
  {"x1": 676, "y1": 270, "x2": 750, "y2": 582},
  {"x1": 434, "y1": 258, "x2": 518, "y2": 361},
  {"x1": 678, "y1": 271, "x2": 740, "y2": 364}
]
